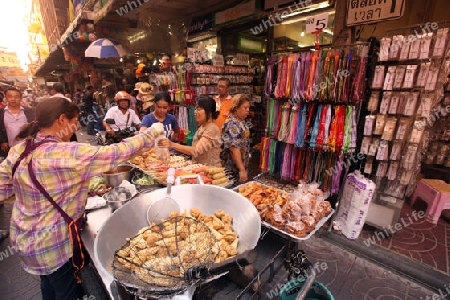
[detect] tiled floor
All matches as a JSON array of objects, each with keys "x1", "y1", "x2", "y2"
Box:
[{"x1": 358, "y1": 198, "x2": 450, "y2": 275}]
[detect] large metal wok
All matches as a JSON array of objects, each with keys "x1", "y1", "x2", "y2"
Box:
[{"x1": 94, "y1": 184, "x2": 261, "y2": 298}]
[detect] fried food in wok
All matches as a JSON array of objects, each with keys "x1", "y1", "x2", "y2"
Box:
[{"x1": 115, "y1": 208, "x2": 239, "y2": 287}]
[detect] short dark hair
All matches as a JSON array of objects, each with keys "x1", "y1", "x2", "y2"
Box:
[
  {"x1": 154, "y1": 92, "x2": 171, "y2": 104},
  {"x1": 86, "y1": 85, "x2": 94, "y2": 91},
  {"x1": 52, "y1": 83, "x2": 64, "y2": 93},
  {"x1": 196, "y1": 95, "x2": 219, "y2": 120},
  {"x1": 4, "y1": 87, "x2": 22, "y2": 97},
  {"x1": 218, "y1": 78, "x2": 230, "y2": 87}
]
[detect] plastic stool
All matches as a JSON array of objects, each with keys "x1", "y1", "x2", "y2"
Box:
[{"x1": 411, "y1": 179, "x2": 450, "y2": 224}]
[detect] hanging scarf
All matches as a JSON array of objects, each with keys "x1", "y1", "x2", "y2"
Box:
[
  {"x1": 315, "y1": 104, "x2": 329, "y2": 150},
  {"x1": 267, "y1": 99, "x2": 275, "y2": 136},
  {"x1": 282, "y1": 143, "x2": 293, "y2": 180},
  {"x1": 278, "y1": 102, "x2": 291, "y2": 142},
  {"x1": 343, "y1": 105, "x2": 353, "y2": 153},
  {"x1": 264, "y1": 56, "x2": 275, "y2": 97},
  {"x1": 274, "y1": 100, "x2": 283, "y2": 140},
  {"x1": 287, "y1": 104, "x2": 300, "y2": 144},
  {"x1": 291, "y1": 54, "x2": 301, "y2": 100},
  {"x1": 331, "y1": 153, "x2": 344, "y2": 195},
  {"x1": 336, "y1": 105, "x2": 346, "y2": 153},
  {"x1": 309, "y1": 104, "x2": 322, "y2": 149},
  {"x1": 296, "y1": 103, "x2": 307, "y2": 147},
  {"x1": 274, "y1": 55, "x2": 284, "y2": 98},
  {"x1": 285, "y1": 54, "x2": 295, "y2": 98},
  {"x1": 351, "y1": 46, "x2": 369, "y2": 103},
  {"x1": 290, "y1": 146, "x2": 299, "y2": 180}
]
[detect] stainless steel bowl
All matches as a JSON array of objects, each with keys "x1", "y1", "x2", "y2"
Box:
[
  {"x1": 131, "y1": 173, "x2": 161, "y2": 191},
  {"x1": 103, "y1": 165, "x2": 133, "y2": 187},
  {"x1": 103, "y1": 188, "x2": 134, "y2": 211}
]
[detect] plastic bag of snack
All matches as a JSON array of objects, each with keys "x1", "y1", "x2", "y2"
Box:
[
  {"x1": 155, "y1": 135, "x2": 171, "y2": 165},
  {"x1": 286, "y1": 221, "x2": 306, "y2": 238}
]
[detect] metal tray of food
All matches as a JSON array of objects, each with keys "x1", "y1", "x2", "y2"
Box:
[{"x1": 233, "y1": 181, "x2": 334, "y2": 242}]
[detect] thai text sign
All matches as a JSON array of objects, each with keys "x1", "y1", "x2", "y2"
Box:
[
  {"x1": 306, "y1": 12, "x2": 329, "y2": 34},
  {"x1": 214, "y1": 0, "x2": 256, "y2": 26},
  {"x1": 346, "y1": 0, "x2": 405, "y2": 26}
]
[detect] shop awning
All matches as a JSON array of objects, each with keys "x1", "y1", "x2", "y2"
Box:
[{"x1": 34, "y1": 48, "x2": 68, "y2": 78}]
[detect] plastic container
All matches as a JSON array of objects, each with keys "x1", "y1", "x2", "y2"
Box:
[{"x1": 279, "y1": 278, "x2": 334, "y2": 300}]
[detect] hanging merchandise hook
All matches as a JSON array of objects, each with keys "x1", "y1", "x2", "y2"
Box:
[{"x1": 314, "y1": 29, "x2": 323, "y2": 50}]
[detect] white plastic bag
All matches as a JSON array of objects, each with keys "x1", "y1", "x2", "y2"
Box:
[{"x1": 333, "y1": 171, "x2": 376, "y2": 240}]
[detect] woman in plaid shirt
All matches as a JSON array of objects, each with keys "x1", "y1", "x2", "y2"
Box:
[{"x1": 0, "y1": 97, "x2": 164, "y2": 300}]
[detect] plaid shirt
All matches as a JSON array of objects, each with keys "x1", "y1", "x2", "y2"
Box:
[{"x1": 0, "y1": 131, "x2": 155, "y2": 275}]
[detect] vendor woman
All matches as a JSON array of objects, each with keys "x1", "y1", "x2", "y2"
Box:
[
  {"x1": 0, "y1": 97, "x2": 164, "y2": 300},
  {"x1": 158, "y1": 95, "x2": 222, "y2": 167},
  {"x1": 220, "y1": 94, "x2": 251, "y2": 183}
]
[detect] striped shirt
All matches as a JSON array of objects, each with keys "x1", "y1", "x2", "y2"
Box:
[{"x1": 0, "y1": 130, "x2": 155, "y2": 275}]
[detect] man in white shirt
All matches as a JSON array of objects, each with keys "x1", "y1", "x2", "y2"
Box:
[
  {"x1": 49, "y1": 83, "x2": 72, "y2": 102},
  {"x1": 103, "y1": 91, "x2": 141, "y2": 144}
]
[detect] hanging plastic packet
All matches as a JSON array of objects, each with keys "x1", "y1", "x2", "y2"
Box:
[
  {"x1": 433, "y1": 28, "x2": 449, "y2": 58},
  {"x1": 410, "y1": 121, "x2": 425, "y2": 144},
  {"x1": 399, "y1": 38, "x2": 411, "y2": 61},
  {"x1": 402, "y1": 144, "x2": 418, "y2": 170},
  {"x1": 368, "y1": 138, "x2": 380, "y2": 156},
  {"x1": 425, "y1": 66, "x2": 439, "y2": 91},
  {"x1": 388, "y1": 93, "x2": 400, "y2": 115},
  {"x1": 387, "y1": 162, "x2": 399, "y2": 181},
  {"x1": 409, "y1": 35, "x2": 421, "y2": 60},
  {"x1": 416, "y1": 62, "x2": 430, "y2": 87},
  {"x1": 155, "y1": 135, "x2": 171, "y2": 165},
  {"x1": 389, "y1": 35, "x2": 403, "y2": 61},
  {"x1": 419, "y1": 96, "x2": 432, "y2": 118},
  {"x1": 403, "y1": 65, "x2": 418, "y2": 89},
  {"x1": 390, "y1": 141, "x2": 403, "y2": 160},
  {"x1": 393, "y1": 66, "x2": 406, "y2": 90},
  {"x1": 360, "y1": 136, "x2": 371, "y2": 155},
  {"x1": 374, "y1": 115, "x2": 386, "y2": 135},
  {"x1": 400, "y1": 170, "x2": 413, "y2": 185},
  {"x1": 376, "y1": 161, "x2": 388, "y2": 177},
  {"x1": 379, "y1": 92, "x2": 392, "y2": 115},
  {"x1": 395, "y1": 118, "x2": 410, "y2": 141},
  {"x1": 381, "y1": 117, "x2": 397, "y2": 141},
  {"x1": 383, "y1": 66, "x2": 396, "y2": 91},
  {"x1": 367, "y1": 91, "x2": 381, "y2": 112},
  {"x1": 364, "y1": 156, "x2": 374, "y2": 175},
  {"x1": 403, "y1": 92, "x2": 419, "y2": 116},
  {"x1": 419, "y1": 32, "x2": 433, "y2": 60},
  {"x1": 376, "y1": 140, "x2": 390, "y2": 161},
  {"x1": 364, "y1": 115, "x2": 376, "y2": 136},
  {"x1": 379, "y1": 37, "x2": 391, "y2": 62},
  {"x1": 371, "y1": 65, "x2": 385, "y2": 89}
]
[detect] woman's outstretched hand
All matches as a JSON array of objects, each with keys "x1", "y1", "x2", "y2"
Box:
[{"x1": 158, "y1": 138, "x2": 172, "y2": 148}]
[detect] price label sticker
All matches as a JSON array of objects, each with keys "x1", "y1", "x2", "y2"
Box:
[
  {"x1": 305, "y1": 12, "x2": 329, "y2": 34},
  {"x1": 187, "y1": 47, "x2": 202, "y2": 62},
  {"x1": 235, "y1": 53, "x2": 249, "y2": 66}
]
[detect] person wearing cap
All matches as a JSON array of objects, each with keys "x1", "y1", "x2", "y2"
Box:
[
  {"x1": 213, "y1": 78, "x2": 232, "y2": 132},
  {"x1": 135, "y1": 82, "x2": 155, "y2": 117},
  {"x1": 103, "y1": 91, "x2": 141, "y2": 144}
]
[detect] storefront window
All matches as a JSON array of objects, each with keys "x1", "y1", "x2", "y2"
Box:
[{"x1": 273, "y1": 7, "x2": 335, "y2": 51}]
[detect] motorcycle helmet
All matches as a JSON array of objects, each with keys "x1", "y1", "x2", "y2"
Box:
[{"x1": 114, "y1": 91, "x2": 131, "y2": 104}]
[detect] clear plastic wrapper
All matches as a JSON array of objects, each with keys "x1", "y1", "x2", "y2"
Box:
[
  {"x1": 381, "y1": 117, "x2": 397, "y2": 141},
  {"x1": 368, "y1": 91, "x2": 381, "y2": 112},
  {"x1": 155, "y1": 136, "x2": 171, "y2": 165}
]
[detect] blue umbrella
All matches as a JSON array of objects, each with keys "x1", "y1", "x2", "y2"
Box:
[{"x1": 85, "y1": 38, "x2": 127, "y2": 58}]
